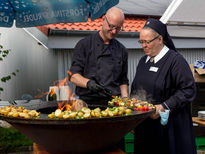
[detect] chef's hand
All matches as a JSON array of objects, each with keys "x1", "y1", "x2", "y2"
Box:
[
  {"x1": 150, "y1": 104, "x2": 164, "y2": 119},
  {"x1": 86, "y1": 80, "x2": 104, "y2": 92}
]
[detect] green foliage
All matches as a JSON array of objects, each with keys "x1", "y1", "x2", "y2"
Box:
[
  {"x1": 0, "y1": 44, "x2": 19, "y2": 98},
  {"x1": 0, "y1": 127, "x2": 33, "y2": 153},
  {"x1": 0, "y1": 45, "x2": 10, "y2": 60}
]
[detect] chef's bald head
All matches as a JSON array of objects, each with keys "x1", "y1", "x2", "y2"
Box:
[{"x1": 105, "y1": 7, "x2": 124, "y2": 24}]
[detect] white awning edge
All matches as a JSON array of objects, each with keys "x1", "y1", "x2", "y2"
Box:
[
  {"x1": 160, "y1": 0, "x2": 183, "y2": 24},
  {"x1": 23, "y1": 28, "x2": 48, "y2": 50}
]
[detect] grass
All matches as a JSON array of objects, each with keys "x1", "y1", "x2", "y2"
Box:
[{"x1": 0, "y1": 127, "x2": 33, "y2": 153}]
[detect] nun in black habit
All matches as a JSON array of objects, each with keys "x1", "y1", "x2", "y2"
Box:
[{"x1": 131, "y1": 18, "x2": 197, "y2": 154}]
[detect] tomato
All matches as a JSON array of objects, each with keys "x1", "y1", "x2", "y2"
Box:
[
  {"x1": 116, "y1": 102, "x2": 119, "y2": 106},
  {"x1": 134, "y1": 107, "x2": 138, "y2": 111},
  {"x1": 143, "y1": 106, "x2": 149, "y2": 111}
]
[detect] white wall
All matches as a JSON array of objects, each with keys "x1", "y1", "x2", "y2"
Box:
[{"x1": 0, "y1": 27, "x2": 58, "y2": 101}]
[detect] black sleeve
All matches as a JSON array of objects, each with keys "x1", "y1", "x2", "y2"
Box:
[
  {"x1": 70, "y1": 39, "x2": 87, "y2": 75},
  {"x1": 164, "y1": 54, "x2": 196, "y2": 111},
  {"x1": 119, "y1": 47, "x2": 129, "y2": 85},
  {"x1": 130, "y1": 57, "x2": 144, "y2": 95},
  {"x1": 131, "y1": 67, "x2": 138, "y2": 95}
]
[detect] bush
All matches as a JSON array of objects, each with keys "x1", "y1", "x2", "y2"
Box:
[
  {"x1": 0, "y1": 44, "x2": 19, "y2": 100},
  {"x1": 0, "y1": 127, "x2": 33, "y2": 153}
]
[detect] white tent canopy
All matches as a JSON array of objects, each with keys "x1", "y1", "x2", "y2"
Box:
[
  {"x1": 117, "y1": 0, "x2": 205, "y2": 38},
  {"x1": 167, "y1": 0, "x2": 205, "y2": 24},
  {"x1": 116, "y1": 0, "x2": 172, "y2": 16},
  {"x1": 162, "y1": 0, "x2": 205, "y2": 38}
]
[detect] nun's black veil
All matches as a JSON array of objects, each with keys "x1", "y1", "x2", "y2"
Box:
[{"x1": 143, "y1": 18, "x2": 176, "y2": 51}]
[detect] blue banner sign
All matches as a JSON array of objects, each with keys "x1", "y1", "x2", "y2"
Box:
[{"x1": 0, "y1": 0, "x2": 119, "y2": 28}]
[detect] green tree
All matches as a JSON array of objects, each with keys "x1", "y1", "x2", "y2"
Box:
[{"x1": 0, "y1": 44, "x2": 19, "y2": 100}]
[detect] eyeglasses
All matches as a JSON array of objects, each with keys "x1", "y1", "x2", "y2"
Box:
[
  {"x1": 105, "y1": 16, "x2": 123, "y2": 31},
  {"x1": 138, "y1": 35, "x2": 160, "y2": 45}
]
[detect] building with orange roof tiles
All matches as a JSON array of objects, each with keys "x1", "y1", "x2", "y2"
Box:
[{"x1": 37, "y1": 16, "x2": 147, "y2": 36}]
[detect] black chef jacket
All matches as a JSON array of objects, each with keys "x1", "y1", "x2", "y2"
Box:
[{"x1": 70, "y1": 32, "x2": 129, "y2": 103}]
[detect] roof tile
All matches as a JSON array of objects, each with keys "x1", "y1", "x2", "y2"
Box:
[{"x1": 37, "y1": 16, "x2": 147, "y2": 35}]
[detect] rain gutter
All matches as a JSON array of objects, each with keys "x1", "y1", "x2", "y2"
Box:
[
  {"x1": 48, "y1": 29, "x2": 139, "y2": 38},
  {"x1": 47, "y1": 28, "x2": 205, "y2": 49},
  {"x1": 167, "y1": 23, "x2": 205, "y2": 27},
  {"x1": 47, "y1": 29, "x2": 140, "y2": 49}
]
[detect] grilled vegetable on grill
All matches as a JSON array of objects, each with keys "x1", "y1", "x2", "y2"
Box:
[
  {"x1": 0, "y1": 105, "x2": 40, "y2": 119},
  {"x1": 48, "y1": 106, "x2": 132, "y2": 119},
  {"x1": 108, "y1": 97, "x2": 155, "y2": 111}
]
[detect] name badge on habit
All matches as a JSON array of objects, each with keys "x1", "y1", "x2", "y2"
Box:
[{"x1": 149, "y1": 66, "x2": 158, "y2": 72}]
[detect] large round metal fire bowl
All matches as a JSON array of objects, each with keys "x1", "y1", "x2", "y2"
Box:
[{"x1": 0, "y1": 104, "x2": 154, "y2": 154}]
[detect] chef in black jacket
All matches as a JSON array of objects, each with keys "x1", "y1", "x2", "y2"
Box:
[
  {"x1": 69, "y1": 7, "x2": 129, "y2": 105},
  {"x1": 131, "y1": 18, "x2": 197, "y2": 154}
]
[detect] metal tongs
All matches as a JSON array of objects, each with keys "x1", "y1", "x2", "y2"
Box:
[
  {"x1": 102, "y1": 87, "x2": 115, "y2": 99},
  {"x1": 97, "y1": 82, "x2": 115, "y2": 99}
]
